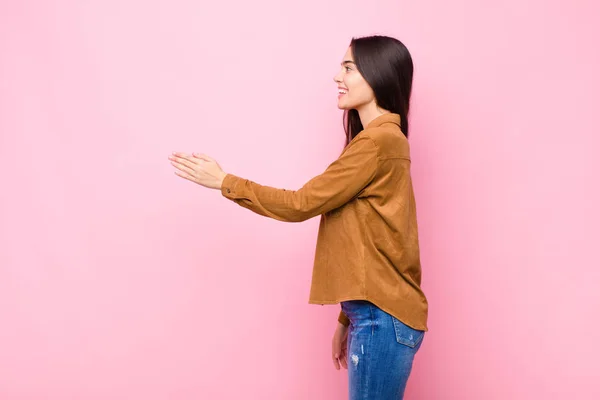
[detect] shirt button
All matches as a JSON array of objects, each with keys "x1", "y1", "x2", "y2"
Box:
[{"x1": 226, "y1": 189, "x2": 231, "y2": 193}]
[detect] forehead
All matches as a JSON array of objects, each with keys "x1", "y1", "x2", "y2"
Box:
[{"x1": 342, "y1": 46, "x2": 353, "y2": 60}]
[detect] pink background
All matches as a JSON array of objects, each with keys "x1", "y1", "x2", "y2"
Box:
[{"x1": 1, "y1": 0, "x2": 599, "y2": 399}]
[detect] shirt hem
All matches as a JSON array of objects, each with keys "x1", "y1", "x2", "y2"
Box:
[{"x1": 308, "y1": 296, "x2": 429, "y2": 332}]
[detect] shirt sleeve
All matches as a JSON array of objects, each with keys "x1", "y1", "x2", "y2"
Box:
[
  {"x1": 220, "y1": 136, "x2": 379, "y2": 222},
  {"x1": 338, "y1": 310, "x2": 350, "y2": 327}
]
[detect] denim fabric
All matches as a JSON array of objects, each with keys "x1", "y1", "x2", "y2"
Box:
[{"x1": 341, "y1": 300, "x2": 425, "y2": 400}]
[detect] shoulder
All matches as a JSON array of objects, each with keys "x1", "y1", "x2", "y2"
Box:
[
  {"x1": 345, "y1": 134, "x2": 380, "y2": 153},
  {"x1": 361, "y1": 125, "x2": 409, "y2": 156},
  {"x1": 362, "y1": 124, "x2": 405, "y2": 141}
]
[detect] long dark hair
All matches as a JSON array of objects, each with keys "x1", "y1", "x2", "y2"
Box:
[{"x1": 344, "y1": 35, "x2": 414, "y2": 145}]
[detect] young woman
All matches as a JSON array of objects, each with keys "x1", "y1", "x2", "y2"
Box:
[{"x1": 169, "y1": 35, "x2": 428, "y2": 400}]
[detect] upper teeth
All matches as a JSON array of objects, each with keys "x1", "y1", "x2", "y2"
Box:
[{"x1": 339, "y1": 89, "x2": 347, "y2": 94}]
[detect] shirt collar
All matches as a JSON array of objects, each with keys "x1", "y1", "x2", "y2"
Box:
[{"x1": 365, "y1": 113, "x2": 401, "y2": 130}]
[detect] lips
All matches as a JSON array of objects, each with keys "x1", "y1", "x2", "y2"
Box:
[{"x1": 338, "y1": 87, "x2": 348, "y2": 94}]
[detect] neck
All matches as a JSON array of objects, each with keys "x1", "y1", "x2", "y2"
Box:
[{"x1": 357, "y1": 102, "x2": 391, "y2": 128}]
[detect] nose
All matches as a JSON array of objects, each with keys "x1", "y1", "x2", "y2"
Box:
[{"x1": 333, "y1": 68, "x2": 343, "y2": 83}]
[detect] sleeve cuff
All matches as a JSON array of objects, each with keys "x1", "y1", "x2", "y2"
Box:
[
  {"x1": 338, "y1": 310, "x2": 350, "y2": 327},
  {"x1": 221, "y1": 173, "x2": 240, "y2": 199}
]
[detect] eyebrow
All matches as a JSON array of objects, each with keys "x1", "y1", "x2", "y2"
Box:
[{"x1": 341, "y1": 60, "x2": 356, "y2": 66}]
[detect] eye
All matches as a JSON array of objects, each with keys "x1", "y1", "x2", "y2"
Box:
[{"x1": 345, "y1": 66, "x2": 352, "y2": 72}]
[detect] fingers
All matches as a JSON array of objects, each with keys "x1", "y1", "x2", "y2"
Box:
[
  {"x1": 341, "y1": 338, "x2": 348, "y2": 369},
  {"x1": 193, "y1": 152, "x2": 213, "y2": 162},
  {"x1": 332, "y1": 352, "x2": 348, "y2": 370},
  {"x1": 340, "y1": 353, "x2": 348, "y2": 369},
  {"x1": 170, "y1": 152, "x2": 217, "y2": 167},
  {"x1": 332, "y1": 337, "x2": 342, "y2": 370},
  {"x1": 169, "y1": 151, "x2": 222, "y2": 189},
  {"x1": 170, "y1": 159, "x2": 196, "y2": 176},
  {"x1": 332, "y1": 353, "x2": 340, "y2": 370},
  {"x1": 171, "y1": 152, "x2": 199, "y2": 167},
  {"x1": 331, "y1": 350, "x2": 340, "y2": 370},
  {"x1": 174, "y1": 170, "x2": 196, "y2": 183}
]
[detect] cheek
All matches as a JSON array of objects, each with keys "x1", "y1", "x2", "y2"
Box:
[
  {"x1": 344, "y1": 74, "x2": 356, "y2": 90},
  {"x1": 343, "y1": 77, "x2": 358, "y2": 98},
  {"x1": 347, "y1": 78, "x2": 371, "y2": 101}
]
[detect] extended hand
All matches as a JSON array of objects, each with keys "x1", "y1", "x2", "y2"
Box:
[{"x1": 169, "y1": 152, "x2": 227, "y2": 190}]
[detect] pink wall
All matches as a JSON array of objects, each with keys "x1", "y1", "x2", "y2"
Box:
[{"x1": 1, "y1": 0, "x2": 599, "y2": 399}]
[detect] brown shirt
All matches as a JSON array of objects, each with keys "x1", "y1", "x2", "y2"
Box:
[{"x1": 220, "y1": 113, "x2": 428, "y2": 331}]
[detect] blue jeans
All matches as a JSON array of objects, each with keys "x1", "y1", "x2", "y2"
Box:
[{"x1": 341, "y1": 300, "x2": 425, "y2": 400}]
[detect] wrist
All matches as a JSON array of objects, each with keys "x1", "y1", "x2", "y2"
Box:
[{"x1": 218, "y1": 172, "x2": 228, "y2": 189}]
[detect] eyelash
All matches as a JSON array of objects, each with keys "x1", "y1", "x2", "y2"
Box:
[{"x1": 345, "y1": 66, "x2": 352, "y2": 72}]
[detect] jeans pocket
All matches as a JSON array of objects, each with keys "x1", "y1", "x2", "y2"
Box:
[{"x1": 391, "y1": 316, "x2": 425, "y2": 348}]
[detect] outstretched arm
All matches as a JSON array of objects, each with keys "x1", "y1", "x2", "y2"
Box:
[{"x1": 170, "y1": 136, "x2": 379, "y2": 222}]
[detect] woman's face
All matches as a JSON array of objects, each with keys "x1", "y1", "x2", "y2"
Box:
[{"x1": 333, "y1": 47, "x2": 375, "y2": 111}]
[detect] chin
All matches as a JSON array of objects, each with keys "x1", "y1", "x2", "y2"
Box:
[{"x1": 337, "y1": 101, "x2": 351, "y2": 110}]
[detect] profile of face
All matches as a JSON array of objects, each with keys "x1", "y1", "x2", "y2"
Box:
[{"x1": 333, "y1": 47, "x2": 376, "y2": 111}]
